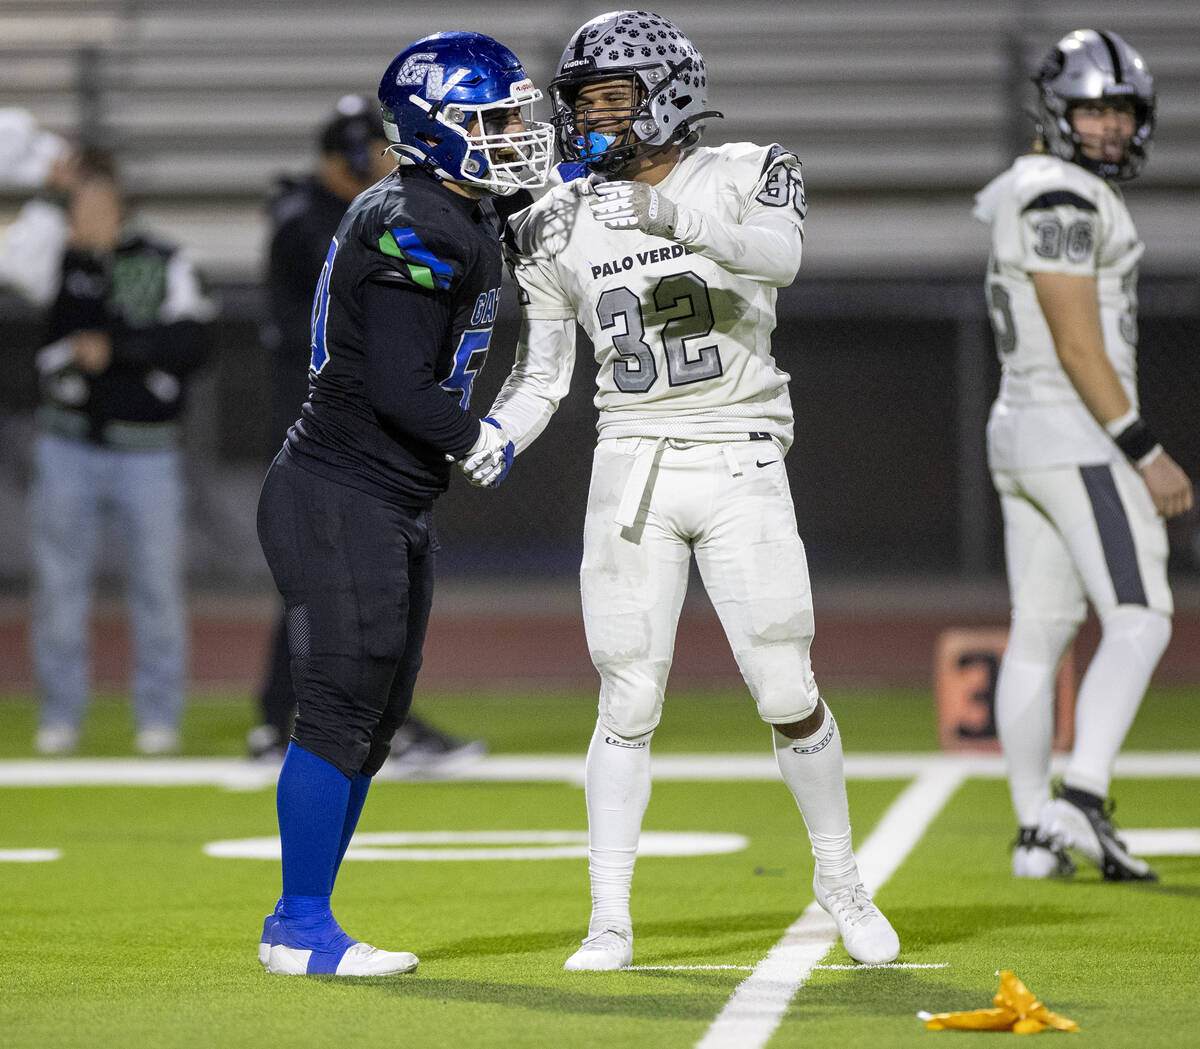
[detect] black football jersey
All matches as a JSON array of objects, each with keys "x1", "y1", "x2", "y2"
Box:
[{"x1": 286, "y1": 167, "x2": 504, "y2": 508}]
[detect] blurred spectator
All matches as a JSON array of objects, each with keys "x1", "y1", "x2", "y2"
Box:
[
  {"x1": 0, "y1": 145, "x2": 216, "y2": 755},
  {"x1": 247, "y1": 95, "x2": 485, "y2": 769}
]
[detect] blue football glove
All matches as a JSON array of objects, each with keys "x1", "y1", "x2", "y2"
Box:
[{"x1": 461, "y1": 417, "x2": 514, "y2": 488}]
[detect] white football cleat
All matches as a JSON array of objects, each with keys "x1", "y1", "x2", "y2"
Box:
[
  {"x1": 1040, "y1": 786, "x2": 1156, "y2": 882},
  {"x1": 266, "y1": 941, "x2": 418, "y2": 976},
  {"x1": 35, "y1": 723, "x2": 79, "y2": 755},
  {"x1": 813, "y1": 874, "x2": 900, "y2": 965},
  {"x1": 258, "y1": 913, "x2": 278, "y2": 967},
  {"x1": 135, "y1": 726, "x2": 180, "y2": 755},
  {"x1": 1011, "y1": 827, "x2": 1074, "y2": 879},
  {"x1": 563, "y1": 928, "x2": 633, "y2": 971}
]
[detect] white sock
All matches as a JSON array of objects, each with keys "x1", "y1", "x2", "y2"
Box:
[
  {"x1": 994, "y1": 614, "x2": 1078, "y2": 826},
  {"x1": 1065, "y1": 607, "x2": 1170, "y2": 798},
  {"x1": 584, "y1": 720, "x2": 652, "y2": 936},
  {"x1": 772, "y1": 709, "x2": 858, "y2": 885}
]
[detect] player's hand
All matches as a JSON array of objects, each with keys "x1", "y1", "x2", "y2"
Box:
[
  {"x1": 589, "y1": 180, "x2": 677, "y2": 238},
  {"x1": 1138, "y1": 449, "x2": 1193, "y2": 518},
  {"x1": 461, "y1": 417, "x2": 514, "y2": 488}
]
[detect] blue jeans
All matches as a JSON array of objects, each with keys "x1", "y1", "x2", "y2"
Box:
[{"x1": 29, "y1": 432, "x2": 186, "y2": 731}]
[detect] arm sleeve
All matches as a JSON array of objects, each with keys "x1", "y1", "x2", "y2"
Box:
[
  {"x1": 488, "y1": 315, "x2": 577, "y2": 454},
  {"x1": 669, "y1": 147, "x2": 806, "y2": 287},
  {"x1": 362, "y1": 279, "x2": 480, "y2": 458}
]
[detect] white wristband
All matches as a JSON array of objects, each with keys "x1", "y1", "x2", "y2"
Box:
[
  {"x1": 1137, "y1": 444, "x2": 1164, "y2": 469},
  {"x1": 1104, "y1": 408, "x2": 1140, "y2": 439}
]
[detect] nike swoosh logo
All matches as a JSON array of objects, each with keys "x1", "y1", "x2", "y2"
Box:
[{"x1": 756, "y1": 459, "x2": 779, "y2": 468}]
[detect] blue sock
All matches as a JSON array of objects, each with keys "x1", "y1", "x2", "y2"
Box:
[
  {"x1": 334, "y1": 774, "x2": 371, "y2": 878},
  {"x1": 274, "y1": 894, "x2": 356, "y2": 972},
  {"x1": 272, "y1": 745, "x2": 360, "y2": 971},
  {"x1": 276, "y1": 742, "x2": 351, "y2": 897}
]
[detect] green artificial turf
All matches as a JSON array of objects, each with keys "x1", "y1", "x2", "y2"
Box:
[
  {"x1": 1, "y1": 684, "x2": 1197, "y2": 758},
  {"x1": 2, "y1": 687, "x2": 1198, "y2": 1048}
]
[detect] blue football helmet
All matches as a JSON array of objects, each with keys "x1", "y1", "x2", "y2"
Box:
[{"x1": 378, "y1": 32, "x2": 552, "y2": 195}]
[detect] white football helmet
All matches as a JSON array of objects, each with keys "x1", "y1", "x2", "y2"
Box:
[
  {"x1": 1034, "y1": 29, "x2": 1155, "y2": 182},
  {"x1": 549, "y1": 10, "x2": 722, "y2": 175}
]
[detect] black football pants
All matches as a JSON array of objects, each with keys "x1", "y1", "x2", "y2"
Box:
[{"x1": 257, "y1": 449, "x2": 434, "y2": 778}]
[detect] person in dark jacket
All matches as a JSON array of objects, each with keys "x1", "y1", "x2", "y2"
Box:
[{"x1": 25, "y1": 148, "x2": 215, "y2": 755}]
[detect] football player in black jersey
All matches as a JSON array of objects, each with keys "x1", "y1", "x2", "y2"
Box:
[
  {"x1": 255, "y1": 32, "x2": 551, "y2": 976},
  {"x1": 249, "y1": 95, "x2": 488, "y2": 770}
]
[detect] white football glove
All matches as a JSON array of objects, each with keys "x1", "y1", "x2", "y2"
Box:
[
  {"x1": 459, "y1": 417, "x2": 514, "y2": 488},
  {"x1": 589, "y1": 179, "x2": 677, "y2": 238}
]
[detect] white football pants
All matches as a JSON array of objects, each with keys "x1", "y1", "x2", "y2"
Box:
[
  {"x1": 581, "y1": 436, "x2": 821, "y2": 738},
  {"x1": 993, "y1": 457, "x2": 1172, "y2": 621},
  {"x1": 992, "y1": 458, "x2": 1173, "y2": 819}
]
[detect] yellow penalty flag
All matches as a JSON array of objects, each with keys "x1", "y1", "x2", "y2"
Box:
[{"x1": 919, "y1": 970, "x2": 1080, "y2": 1034}]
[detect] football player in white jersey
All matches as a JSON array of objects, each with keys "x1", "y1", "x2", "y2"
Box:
[
  {"x1": 462, "y1": 10, "x2": 898, "y2": 970},
  {"x1": 974, "y1": 30, "x2": 1192, "y2": 882}
]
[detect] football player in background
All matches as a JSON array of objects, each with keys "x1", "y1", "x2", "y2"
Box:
[
  {"x1": 462, "y1": 10, "x2": 899, "y2": 970},
  {"x1": 254, "y1": 31, "x2": 550, "y2": 976},
  {"x1": 974, "y1": 30, "x2": 1192, "y2": 881}
]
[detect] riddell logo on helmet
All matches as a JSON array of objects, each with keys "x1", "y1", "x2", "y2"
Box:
[{"x1": 510, "y1": 78, "x2": 538, "y2": 102}]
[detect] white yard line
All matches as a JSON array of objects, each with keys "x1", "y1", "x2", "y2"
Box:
[
  {"x1": 0, "y1": 750, "x2": 1197, "y2": 788},
  {"x1": 0, "y1": 848, "x2": 61, "y2": 862},
  {"x1": 627, "y1": 963, "x2": 948, "y2": 973},
  {"x1": 694, "y1": 763, "x2": 969, "y2": 1049},
  {"x1": 628, "y1": 965, "x2": 756, "y2": 972}
]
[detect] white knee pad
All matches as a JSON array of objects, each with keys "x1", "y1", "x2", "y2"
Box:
[
  {"x1": 1006, "y1": 612, "x2": 1082, "y2": 668},
  {"x1": 595, "y1": 661, "x2": 669, "y2": 739},
  {"x1": 1097, "y1": 604, "x2": 1171, "y2": 662},
  {"x1": 745, "y1": 649, "x2": 821, "y2": 725}
]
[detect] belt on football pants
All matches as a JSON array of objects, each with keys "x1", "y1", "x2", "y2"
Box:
[
  {"x1": 614, "y1": 437, "x2": 665, "y2": 528},
  {"x1": 611, "y1": 433, "x2": 768, "y2": 529}
]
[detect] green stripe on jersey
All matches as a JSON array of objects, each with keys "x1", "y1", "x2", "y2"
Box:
[{"x1": 377, "y1": 231, "x2": 437, "y2": 289}]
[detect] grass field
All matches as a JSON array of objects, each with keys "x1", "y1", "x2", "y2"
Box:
[{"x1": 3, "y1": 686, "x2": 1199, "y2": 1048}]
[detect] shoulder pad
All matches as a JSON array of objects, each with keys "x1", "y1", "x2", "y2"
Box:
[
  {"x1": 349, "y1": 177, "x2": 476, "y2": 291},
  {"x1": 760, "y1": 143, "x2": 799, "y2": 176},
  {"x1": 374, "y1": 224, "x2": 458, "y2": 291},
  {"x1": 1020, "y1": 189, "x2": 1098, "y2": 214}
]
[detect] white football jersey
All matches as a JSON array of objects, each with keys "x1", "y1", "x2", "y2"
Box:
[
  {"x1": 974, "y1": 153, "x2": 1143, "y2": 469},
  {"x1": 505, "y1": 142, "x2": 806, "y2": 450}
]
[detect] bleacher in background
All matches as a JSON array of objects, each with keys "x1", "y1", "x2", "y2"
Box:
[
  {"x1": 1, "y1": 1, "x2": 1198, "y2": 592},
  {"x1": 4, "y1": 0, "x2": 1200, "y2": 277}
]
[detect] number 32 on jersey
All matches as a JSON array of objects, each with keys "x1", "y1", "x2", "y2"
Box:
[{"x1": 598, "y1": 270, "x2": 722, "y2": 392}]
